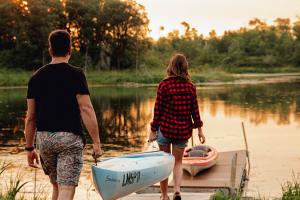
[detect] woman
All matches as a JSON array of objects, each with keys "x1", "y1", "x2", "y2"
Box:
[{"x1": 149, "y1": 53, "x2": 205, "y2": 200}]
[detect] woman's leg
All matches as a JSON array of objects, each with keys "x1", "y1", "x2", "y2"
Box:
[
  {"x1": 172, "y1": 146, "x2": 185, "y2": 194},
  {"x1": 159, "y1": 144, "x2": 171, "y2": 199}
]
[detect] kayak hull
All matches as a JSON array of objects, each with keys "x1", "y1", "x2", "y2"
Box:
[
  {"x1": 92, "y1": 151, "x2": 174, "y2": 200},
  {"x1": 182, "y1": 146, "x2": 218, "y2": 176}
]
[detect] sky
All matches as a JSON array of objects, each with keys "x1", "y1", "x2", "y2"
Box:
[{"x1": 135, "y1": 0, "x2": 300, "y2": 39}]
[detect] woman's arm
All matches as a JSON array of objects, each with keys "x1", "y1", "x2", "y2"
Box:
[
  {"x1": 191, "y1": 86, "x2": 205, "y2": 143},
  {"x1": 150, "y1": 83, "x2": 164, "y2": 132},
  {"x1": 191, "y1": 86, "x2": 203, "y2": 129}
]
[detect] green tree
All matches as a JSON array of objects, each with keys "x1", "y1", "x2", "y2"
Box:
[{"x1": 99, "y1": 0, "x2": 150, "y2": 69}]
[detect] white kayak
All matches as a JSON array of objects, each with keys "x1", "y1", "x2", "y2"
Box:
[{"x1": 92, "y1": 151, "x2": 174, "y2": 200}]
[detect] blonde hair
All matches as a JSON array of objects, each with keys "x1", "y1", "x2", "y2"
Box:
[{"x1": 166, "y1": 53, "x2": 191, "y2": 82}]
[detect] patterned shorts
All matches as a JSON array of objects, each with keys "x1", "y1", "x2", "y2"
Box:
[{"x1": 37, "y1": 131, "x2": 84, "y2": 186}]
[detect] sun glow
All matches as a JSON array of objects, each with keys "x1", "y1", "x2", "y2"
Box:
[{"x1": 136, "y1": 0, "x2": 300, "y2": 39}]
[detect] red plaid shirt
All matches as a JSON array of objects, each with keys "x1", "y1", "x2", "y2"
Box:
[{"x1": 151, "y1": 77, "x2": 203, "y2": 140}]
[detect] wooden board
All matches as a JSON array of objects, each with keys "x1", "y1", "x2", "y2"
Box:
[
  {"x1": 121, "y1": 193, "x2": 213, "y2": 200},
  {"x1": 138, "y1": 150, "x2": 247, "y2": 193}
]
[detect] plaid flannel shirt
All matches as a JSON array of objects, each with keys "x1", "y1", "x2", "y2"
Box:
[{"x1": 151, "y1": 77, "x2": 203, "y2": 139}]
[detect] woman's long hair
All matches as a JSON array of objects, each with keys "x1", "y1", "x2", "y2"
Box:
[{"x1": 166, "y1": 53, "x2": 191, "y2": 82}]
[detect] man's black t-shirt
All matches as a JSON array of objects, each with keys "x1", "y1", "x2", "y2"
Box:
[{"x1": 27, "y1": 63, "x2": 90, "y2": 136}]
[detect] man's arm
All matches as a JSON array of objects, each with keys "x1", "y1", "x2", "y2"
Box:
[
  {"x1": 25, "y1": 99, "x2": 39, "y2": 168},
  {"x1": 76, "y1": 94, "x2": 102, "y2": 158}
]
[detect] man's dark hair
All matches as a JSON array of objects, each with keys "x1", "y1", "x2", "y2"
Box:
[{"x1": 48, "y1": 30, "x2": 71, "y2": 57}]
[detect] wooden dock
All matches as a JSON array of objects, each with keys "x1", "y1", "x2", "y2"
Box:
[
  {"x1": 137, "y1": 150, "x2": 248, "y2": 194},
  {"x1": 120, "y1": 192, "x2": 213, "y2": 200}
]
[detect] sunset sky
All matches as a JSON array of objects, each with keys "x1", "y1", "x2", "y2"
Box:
[{"x1": 136, "y1": 0, "x2": 300, "y2": 39}]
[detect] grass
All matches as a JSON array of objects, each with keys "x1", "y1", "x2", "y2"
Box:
[
  {"x1": 281, "y1": 174, "x2": 300, "y2": 200},
  {"x1": 211, "y1": 177, "x2": 300, "y2": 200},
  {"x1": 0, "y1": 161, "x2": 27, "y2": 200},
  {"x1": 212, "y1": 190, "x2": 241, "y2": 200},
  {"x1": 0, "y1": 162, "x2": 10, "y2": 176},
  {"x1": 224, "y1": 66, "x2": 300, "y2": 74},
  {"x1": 0, "y1": 67, "x2": 235, "y2": 87},
  {"x1": 0, "y1": 65, "x2": 300, "y2": 87},
  {"x1": 0, "y1": 69, "x2": 31, "y2": 87},
  {"x1": 86, "y1": 67, "x2": 235, "y2": 85}
]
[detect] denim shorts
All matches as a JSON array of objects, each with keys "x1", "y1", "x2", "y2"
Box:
[{"x1": 156, "y1": 128, "x2": 188, "y2": 148}]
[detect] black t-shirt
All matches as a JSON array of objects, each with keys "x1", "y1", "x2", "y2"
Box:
[{"x1": 27, "y1": 63, "x2": 90, "y2": 136}]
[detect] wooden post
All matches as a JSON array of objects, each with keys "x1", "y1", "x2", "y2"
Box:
[
  {"x1": 242, "y1": 122, "x2": 251, "y2": 177},
  {"x1": 191, "y1": 132, "x2": 194, "y2": 147},
  {"x1": 230, "y1": 153, "x2": 238, "y2": 195},
  {"x1": 34, "y1": 168, "x2": 37, "y2": 200}
]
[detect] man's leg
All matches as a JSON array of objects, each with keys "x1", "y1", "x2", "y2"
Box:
[
  {"x1": 51, "y1": 183, "x2": 59, "y2": 200},
  {"x1": 58, "y1": 185, "x2": 75, "y2": 200},
  {"x1": 159, "y1": 144, "x2": 171, "y2": 200},
  {"x1": 56, "y1": 132, "x2": 84, "y2": 200},
  {"x1": 171, "y1": 146, "x2": 185, "y2": 194}
]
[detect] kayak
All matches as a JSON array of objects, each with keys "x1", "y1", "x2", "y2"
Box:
[
  {"x1": 182, "y1": 145, "x2": 218, "y2": 176},
  {"x1": 91, "y1": 151, "x2": 174, "y2": 200}
]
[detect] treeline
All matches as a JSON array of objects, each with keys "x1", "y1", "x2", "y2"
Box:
[
  {"x1": 145, "y1": 18, "x2": 300, "y2": 69},
  {"x1": 0, "y1": 0, "x2": 300, "y2": 70},
  {"x1": 0, "y1": 0, "x2": 150, "y2": 70}
]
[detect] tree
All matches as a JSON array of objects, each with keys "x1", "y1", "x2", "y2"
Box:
[
  {"x1": 0, "y1": 0, "x2": 65, "y2": 69},
  {"x1": 99, "y1": 0, "x2": 150, "y2": 69},
  {"x1": 249, "y1": 18, "x2": 267, "y2": 30}
]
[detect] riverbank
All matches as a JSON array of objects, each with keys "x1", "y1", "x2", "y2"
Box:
[{"x1": 1, "y1": 67, "x2": 300, "y2": 87}]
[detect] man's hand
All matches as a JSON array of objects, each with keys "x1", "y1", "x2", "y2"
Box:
[
  {"x1": 148, "y1": 131, "x2": 157, "y2": 143},
  {"x1": 92, "y1": 143, "x2": 103, "y2": 160},
  {"x1": 198, "y1": 128, "x2": 206, "y2": 144},
  {"x1": 27, "y1": 150, "x2": 39, "y2": 168}
]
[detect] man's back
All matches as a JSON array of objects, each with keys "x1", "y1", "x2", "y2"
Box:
[{"x1": 27, "y1": 63, "x2": 89, "y2": 135}]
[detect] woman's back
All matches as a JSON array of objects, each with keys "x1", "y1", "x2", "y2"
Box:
[{"x1": 151, "y1": 76, "x2": 202, "y2": 139}]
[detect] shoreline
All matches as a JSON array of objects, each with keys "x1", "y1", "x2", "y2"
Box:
[{"x1": 0, "y1": 72, "x2": 299, "y2": 90}]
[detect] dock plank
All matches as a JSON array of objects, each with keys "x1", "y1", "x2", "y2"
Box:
[
  {"x1": 138, "y1": 150, "x2": 247, "y2": 193},
  {"x1": 121, "y1": 192, "x2": 213, "y2": 200}
]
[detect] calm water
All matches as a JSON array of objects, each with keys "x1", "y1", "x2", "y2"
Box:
[{"x1": 0, "y1": 81, "x2": 300, "y2": 197}]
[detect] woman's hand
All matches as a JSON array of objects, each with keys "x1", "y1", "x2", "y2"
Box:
[
  {"x1": 148, "y1": 131, "x2": 157, "y2": 142},
  {"x1": 198, "y1": 127, "x2": 206, "y2": 144}
]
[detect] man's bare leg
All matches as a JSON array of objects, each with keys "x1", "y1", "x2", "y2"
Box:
[
  {"x1": 58, "y1": 185, "x2": 75, "y2": 200},
  {"x1": 51, "y1": 183, "x2": 58, "y2": 200}
]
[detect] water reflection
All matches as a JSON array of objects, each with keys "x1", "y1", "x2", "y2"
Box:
[
  {"x1": 90, "y1": 87, "x2": 154, "y2": 152},
  {"x1": 198, "y1": 82, "x2": 300, "y2": 126},
  {"x1": 0, "y1": 81, "x2": 299, "y2": 150}
]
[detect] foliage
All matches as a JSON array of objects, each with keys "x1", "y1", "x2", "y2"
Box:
[
  {"x1": 143, "y1": 17, "x2": 300, "y2": 70},
  {"x1": 0, "y1": 0, "x2": 150, "y2": 70},
  {"x1": 212, "y1": 190, "x2": 241, "y2": 200},
  {"x1": 0, "y1": 68, "x2": 31, "y2": 86},
  {"x1": 282, "y1": 175, "x2": 300, "y2": 200},
  {"x1": 0, "y1": 1, "x2": 300, "y2": 71}
]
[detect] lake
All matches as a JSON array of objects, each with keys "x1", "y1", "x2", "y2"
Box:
[{"x1": 0, "y1": 80, "x2": 300, "y2": 198}]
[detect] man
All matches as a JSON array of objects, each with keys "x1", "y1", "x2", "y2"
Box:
[{"x1": 25, "y1": 30, "x2": 102, "y2": 200}]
